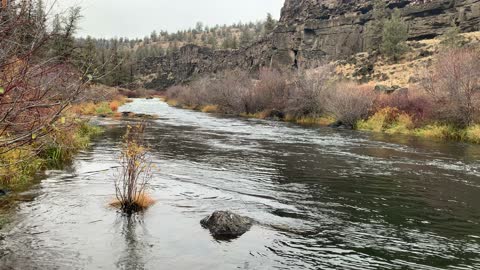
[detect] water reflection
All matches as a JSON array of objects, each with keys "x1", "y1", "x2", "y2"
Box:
[{"x1": 115, "y1": 213, "x2": 147, "y2": 270}]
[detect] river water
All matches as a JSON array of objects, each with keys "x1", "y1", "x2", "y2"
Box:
[{"x1": 0, "y1": 99, "x2": 479, "y2": 270}]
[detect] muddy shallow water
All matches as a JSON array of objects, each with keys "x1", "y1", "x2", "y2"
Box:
[{"x1": 1, "y1": 99, "x2": 479, "y2": 269}]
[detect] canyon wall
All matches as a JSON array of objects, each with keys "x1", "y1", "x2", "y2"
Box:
[{"x1": 140, "y1": 0, "x2": 480, "y2": 90}]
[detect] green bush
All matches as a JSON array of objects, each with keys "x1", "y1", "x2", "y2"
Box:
[{"x1": 381, "y1": 9, "x2": 408, "y2": 61}]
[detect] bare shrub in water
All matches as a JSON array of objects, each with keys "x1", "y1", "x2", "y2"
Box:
[{"x1": 113, "y1": 124, "x2": 154, "y2": 214}]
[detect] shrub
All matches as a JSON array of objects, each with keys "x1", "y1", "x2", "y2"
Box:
[
  {"x1": 95, "y1": 102, "x2": 114, "y2": 115},
  {"x1": 0, "y1": 148, "x2": 43, "y2": 186},
  {"x1": 208, "y1": 70, "x2": 254, "y2": 114},
  {"x1": 374, "y1": 89, "x2": 432, "y2": 121},
  {"x1": 165, "y1": 85, "x2": 189, "y2": 102},
  {"x1": 325, "y1": 83, "x2": 377, "y2": 128},
  {"x1": 113, "y1": 124, "x2": 154, "y2": 214},
  {"x1": 440, "y1": 23, "x2": 466, "y2": 49},
  {"x1": 414, "y1": 124, "x2": 460, "y2": 140},
  {"x1": 286, "y1": 66, "x2": 333, "y2": 118},
  {"x1": 109, "y1": 101, "x2": 120, "y2": 112},
  {"x1": 357, "y1": 107, "x2": 414, "y2": 134},
  {"x1": 252, "y1": 68, "x2": 290, "y2": 112},
  {"x1": 420, "y1": 48, "x2": 480, "y2": 127},
  {"x1": 465, "y1": 125, "x2": 480, "y2": 144}
]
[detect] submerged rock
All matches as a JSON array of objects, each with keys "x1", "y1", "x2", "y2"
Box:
[
  {"x1": 328, "y1": 121, "x2": 353, "y2": 130},
  {"x1": 200, "y1": 211, "x2": 253, "y2": 239}
]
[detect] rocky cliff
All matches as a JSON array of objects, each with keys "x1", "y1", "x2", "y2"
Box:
[{"x1": 140, "y1": 0, "x2": 480, "y2": 90}]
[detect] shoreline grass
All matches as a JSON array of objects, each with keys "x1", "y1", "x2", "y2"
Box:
[
  {"x1": 0, "y1": 119, "x2": 104, "y2": 191},
  {"x1": 165, "y1": 98, "x2": 480, "y2": 144}
]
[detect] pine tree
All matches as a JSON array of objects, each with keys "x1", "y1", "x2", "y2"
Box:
[
  {"x1": 232, "y1": 36, "x2": 238, "y2": 49},
  {"x1": 195, "y1": 21, "x2": 204, "y2": 32},
  {"x1": 208, "y1": 34, "x2": 217, "y2": 49},
  {"x1": 240, "y1": 29, "x2": 252, "y2": 46},
  {"x1": 368, "y1": 0, "x2": 387, "y2": 51},
  {"x1": 381, "y1": 9, "x2": 408, "y2": 62},
  {"x1": 78, "y1": 36, "x2": 99, "y2": 79},
  {"x1": 150, "y1": 30, "x2": 158, "y2": 42},
  {"x1": 264, "y1": 13, "x2": 275, "y2": 35}
]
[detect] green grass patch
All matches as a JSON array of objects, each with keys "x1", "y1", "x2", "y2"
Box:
[
  {"x1": 1, "y1": 121, "x2": 104, "y2": 190},
  {"x1": 94, "y1": 102, "x2": 114, "y2": 116}
]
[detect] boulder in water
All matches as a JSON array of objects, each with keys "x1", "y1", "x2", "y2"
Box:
[
  {"x1": 200, "y1": 211, "x2": 253, "y2": 239},
  {"x1": 328, "y1": 120, "x2": 353, "y2": 129}
]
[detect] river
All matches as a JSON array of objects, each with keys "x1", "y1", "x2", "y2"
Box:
[{"x1": 0, "y1": 98, "x2": 479, "y2": 269}]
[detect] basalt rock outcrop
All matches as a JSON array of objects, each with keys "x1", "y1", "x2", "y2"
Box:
[{"x1": 139, "y1": 0, "x2": 480, "y2": 90}]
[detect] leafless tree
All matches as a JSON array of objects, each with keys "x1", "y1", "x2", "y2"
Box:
[
  {"x1": 420, "y1": 48, "x2": 480, "y2": 127},
  {"x1": 0, "y1": 1, "x2": 90, "y2": 154},
  {"x1": 325, "y1": 83, "x2": 377, "y2": 127}
]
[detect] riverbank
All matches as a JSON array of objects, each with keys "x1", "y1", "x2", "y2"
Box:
[
  {"x1": 165, "y1": 97, "x2": 480, "y2": 145},
  {"x1": 0, "y1": 94, "x2": 133, "y2": 191},
  {"x1": 0, "y1": 119, "x2": 103, "y2": 192},
  {"x1": 163, "y1": 47, "x2": 480, "y2": 145}
]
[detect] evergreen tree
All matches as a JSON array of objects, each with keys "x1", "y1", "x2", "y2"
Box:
[
  {"x1": 78, "y1": 36, "x2": 99, "y2": 78},
  {"x1": 264, "y1": 13, "x2": 275, "y2": 34},
  {"x1": 208, "y1": 34, "x2": 217, "y2": 49},
  {"x1": 368, "y1": 0, "x2": 387, "y2": 51},
  {"x1": 240, "y1": 29, "x2": 252, "y2": 46},
  {"x1": 195, "y1": 21, "x2": 204, "y2": 32},
  {"x1": 381, "y1": 9, "x2": 408, "y2": 62},
  {"x1": 50, "y1": 7, "x2": 81, "y2": 60},
  {"x1": 150, "y1": 30, "x2": 158, "y2": 42},
  {"x1": 232, "y1": 36, "x2": 238, "y2": 49}
]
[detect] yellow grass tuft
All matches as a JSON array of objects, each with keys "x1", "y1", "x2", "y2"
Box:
[
  {"x1": 201, "y1": 105, "x2": 219, "y2": 113},
  {"x1": 110, "y1": 193, "x2": 155, "y2": 211},
  {"x1": 465, "y1": 125, "x2": 480, "y2": 144},
  {"x1": 166, "y1": 99, "x2": 179, "y2": 107},
  {"x1": 295, "y1": 116, "x2": 336, "y2": 126}
]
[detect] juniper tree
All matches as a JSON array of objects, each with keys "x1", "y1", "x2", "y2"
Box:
[
  {"x1": 440, "y1": 22, "x2": 466, "y2": 49},
  {"x1": 368, "y1": 0, "x2": 388, "y2": 51},
  {"x1": 264, "y1": 13, "x2": 275, "y2": 35},
  {"x1": 381, "y1": 9, "x2": 408, "y2": 62}
]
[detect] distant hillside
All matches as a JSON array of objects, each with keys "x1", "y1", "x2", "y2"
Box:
[
  {"x1": 131, "y1": 0, "x2": 480, "y2": 90},
  {"x1": 74, "y1": 15, "x2": 276, "y2": 87}
]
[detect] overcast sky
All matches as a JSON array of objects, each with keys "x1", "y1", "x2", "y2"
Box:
[{"x1": 51, "y1": 0, "x2": 285, "y2": 38}]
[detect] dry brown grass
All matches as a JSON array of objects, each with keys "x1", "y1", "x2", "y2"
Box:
[
  {"x1": 201, "y1": 105, "x2": 219, "y2": 113},
  {"x1": 110, "y1": 193, "x2": 155, "y2": 210},
  {"x1": 335, "y1": 31, "x2": 480, "y2": 87},
  {"x1": 109, "y1": 101, "x2": 120, "y2": 112}
]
